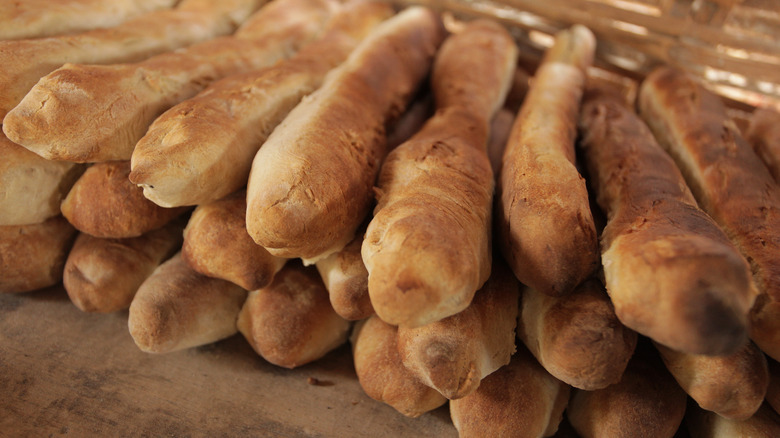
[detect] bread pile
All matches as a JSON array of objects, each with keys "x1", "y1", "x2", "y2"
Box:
[{"x1": 2, "y1": 0, "x2": 780, "y2": 436}]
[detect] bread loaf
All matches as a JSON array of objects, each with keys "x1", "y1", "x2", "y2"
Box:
[
  {"x1": 686, "y1": 401, "x2": 780, "y2": 438},
  {"x1": 449, "y1": 345, "x2": 570, "y2": 438},
  {"x1": 396, "y1": 256, "x2": 519, "y2": 400},
  {"x1": 182, "y1": 190, "x2": 287, "y2": 291},
  {"x1": 129, "y1": 0, "x2": 390, "y2": 207},
  {"x1": 314, "y1": 223, "x2": 374, "y2": 321},
  {"x1": 746, "y1": 108, "x2": 780, "y2": 183},
  {"x1": 0, "y1": 0, "x2": 265, "y2": 120},
  {"x1": 0, "y1": 133, "x2": 85, "y2": 226},
  {"x1": 64, "y1": 220, "x2": 184, "y2": 313},
  {"x1": 245, "y1": 6, "x2": 445, "y2": 263},
  {"x1": 350, "y1": 315, "x2": 447, "y2": 418},
  {"x1": 496, "y1": 24, "x2": 599, "y2": 297},
  {"x1": 579, "y1": 89, "x2": 756, "y2": 355},
  {"x1": 638, "y1": 66, "x2": 780, "y2": 303},
  {"x1": 518, "y1": 278, "x2": 637, "y2": 391},
  {"x1": 128, "y1": 253, "x2": 247, "y2": 353},
  {"x1": 236, "y1": 261, "x2": 351, "y2": 369},
  {"x1": 655, "y1": 340, "x2": 768, "y2": 420},
  {"x1": 4, "y1": 0, "x2": 335, "y2": 162},
  {"x1": 0, "y1": 0, "x2": 178, "y2": 40},
  {"x1": 60, "y1": 161, "x2": 189, "y2": 239},
  {"x1": 0, "y1": 216, "x2": 77, "y2": 293},
  {"x1": 567, "y1": 342, "x2": 688, "y2": 438},
  {"x1": 362, "y1": 19, "x2": 517, "y2": 327}
]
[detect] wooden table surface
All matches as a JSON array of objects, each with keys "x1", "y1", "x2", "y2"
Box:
[{"x1": 0, "y1": 286, "x2": 458, "y2": 437}]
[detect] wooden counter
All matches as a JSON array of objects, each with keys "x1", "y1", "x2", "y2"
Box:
[{"x1": 0, "y1": 286, "x2": 457, "y2": 437}]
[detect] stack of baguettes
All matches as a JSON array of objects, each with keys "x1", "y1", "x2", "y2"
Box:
[{"x1": 2, "y1": 0, "x2": 780, "y2": 436}]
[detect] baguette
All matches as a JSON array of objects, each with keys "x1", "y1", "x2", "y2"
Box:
[
  {"x1": 0, "y1": 216, "x2": 77, "y2": 293},
  {"x1": 236, "y1": 261, "x2": 351, "y2": 369},
  {"x1": 396, "y1": 256, "x2": 519, "y2": 400},
  {"x1": 638, "y1": 66, "x2": 780, "y2": 303},
  {"x1": 64, "y1": 220, "x2": 184, "y2": 313},
  {"x1": 314, "y1": 223, "x2": 374, "y2": 321},
  {"x1": 746, "y1": 108, "x2": 780, "y2": 184},
  {"x1": 60, "y1": 161, "x2": 189, "y2": 239},
  {"x1": 129, "y1": 1, "x2": 392, "y2": 208},
  {"x1": 449, "y1": 345, "x2": 570, "y2": 438},
  {"x1": 362, "y1": 19, "x2": 517, "y2": 326},
  {"x1": 182, "y1": 190, "x2": 287, "y2": 291},
  {"x1": 5, "y1": 0, "x2": 335, "y2": 163},
  {"x1": 0, "y1": 0, "x2": 177, "y2": 41},
  {"x1": 128, "y1": 253, "x2": 247, "y2": 353},
  {"x1": 350, "y1": 315, "x2": 447, "y2": 418},
  {"x1": 686, "y1": 401, "x2": 780, "y2": 438},
  {"x1": 0, "y1": 133, "x2": 85, "y2": 226},
  {"x1": 748, "y1": 292, "x2": 780, "y2": 362},
  {"x1": 567, "y1": 342, "x2": 688, "y2": 438},
  {"x1": 0, "y1": 0, "x2": 264, "y2": 120},
  {"x1": 496, "y1": 24, "x2": 600, "y2": 297},
  {"x1": 518, "y1": 278, "x2": 637, "y2": 391},
  {"x1": 655, "y1": 341, "x2": 768, "y2": 420},
  {"x1": 245, "y1": 6, "x2": 446, "y2": 263},
  {"x1": 579, "y1": 90, "x2": 756, "y2": 355}
]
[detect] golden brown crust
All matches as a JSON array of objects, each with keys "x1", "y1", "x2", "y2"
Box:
[
  {"x1": 0, "y1": 215, "x2": 77, "y2": 293},
  {"x1": 182, "y1": 190, "x2": 287, "y2": 291},
  {"x1": 362, "y1": 19, "x2": 517, "y2": 327},
  {"x1": 60, "y1": 161, "x2": 189, "y2": 239},
  {"x1": 567, "y1": 343, "x2": 687, "y2": 438},
  {"x1": 350, "y1": 315, "x2": 447, "y2": 418},
  {"x1": 129, "y1": 0, "x2": 389, "y2": 208},
  {"x1": 128, "y1": 253, "x2": 247, "y2": 353},
  {"x1": 0, "y1": 134, "x2": 85, "y2": 226},
  {"x1": 236, "y1": 261, "x2": 350, "y2": 369},
  {"x1": 449, "y1": 345, "x2": 570, "y2": 438},
  {"x1": 64, "y1": 219, "x2": 184, "y2": 313},
  {"x1": 0, "y1": 0, "x2": 178, "y2": 40},
  {"x1": 0, "y1": 0, "x2": 264, "y2": 120},
  {"x1": 497, "y1": 25, "x2": 599, "y2": 297},
  {"x1": 655, "y1": 340, "x2": 768, "y2": 420},
  {"x1": 746, "y1": 108, "x2": 780, "y2": 184},
  {"x1": 246, "y1": 6, "x2": 446, "y2": 262},
  {"x1": 686, "y1": 401, "x2": 780, "y2": 438},
  {"x1": 638, "y1": 67, "x2": 780, "y2": 303},
  {"x1": 579, "y1": 90, "x2": 756, "y2": 355},
  {"x1": 314, "y1": 223, "x2": 374, "y2": 321},
  {"x1": 518, "y1": 278, "x2": 637, "y2": 391},
  {"x1": 396, "y1": 258, "x2": 519, "y2": 400},
  {"x1": 4, "y1": 0, "x2": 331, "y2": 163}
]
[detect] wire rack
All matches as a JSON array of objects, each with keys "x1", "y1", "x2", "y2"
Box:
[{"x1": 395, "y1": 0, "x2": 780, "y2": 112}]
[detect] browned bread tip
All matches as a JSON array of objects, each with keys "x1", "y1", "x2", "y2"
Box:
[
  {"x1": 350, "y1": 315, "x2": 447, "y2": 418},
  {"x1": 128, "y1": 253, "x2": 247, "y2": 353},
  {"x1": 518, "y1": 278, "x2": 637, "y2": 391},
  {"x1": 182, "y1": 190, "x2": 287, "y2": 291},
  {"x1": 64, "y1": 219, "x2": 184, "y2": 313},
  {"x1": 237, "y1": 261, "x2": 350, "y2": 369},
  {"x1": 60, "y1": 161, "x2": 189, "y2": 239},
  {"x1": 396, "y1": 257, "x2": 519, "y2": 400},
  {"x1": 746, "y1": 107, "x2": 780, "y2": 184}
]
